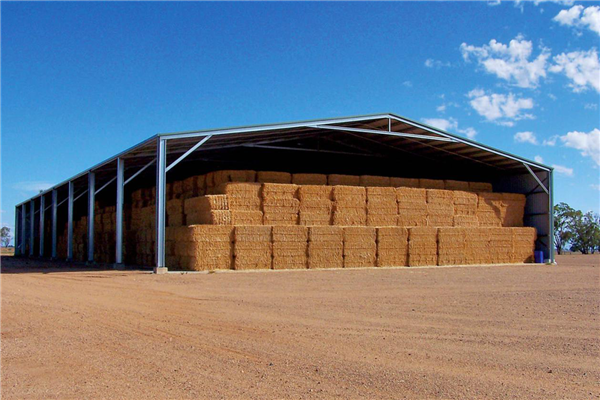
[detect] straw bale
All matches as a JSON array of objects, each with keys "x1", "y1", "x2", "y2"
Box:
[
  {"x1": 186, "y1": 210, "x2": 232, "y2": 225},
  {"x1": 367, "y1": 214, "x2": 398, "y2": 226},
  {"x1": 299, "y1": 213, "x2": 331, "y2": 226},
  {"x1": 299, "y1": 199, "x2": 333, "y2": 211},
  {"x1": 343, "y1": 226, "x2": 376, "y2": 241},
  {"x1": 298, "y1": 185, "x2": 332, "y2": 200},
  {"x1": 181, "y1": 255, "x2": 233, "y2": 271},
  {"x1": 167, "y1": 199, "x2": 183, "y2": 213},
  {"x1": 263, "y1": 213, "x2": 298, "y2": 226},
  {"x1": 444, "y1": 180, "x2": 470, "y2": 191},
  {"x1": 396, "y1": 187, "x2": 427, "y2": 203},
  {"x1": 332, "y1": 211, "x2": 367, "y2": 226},
  {"x1": 292, "y1": 173, "x2": 327, "y2": 185},
  {"x1": 167, "y1": 213, "x2": 184, "y2": 227},
  {"x1": 333, "y1": 185, "x2": 366, "y2": 200},
  {"x1": 189, "y1": 225, "x2": 234, "y2": 241},
  {"x1": 272, "y1": 226, "x2": 309, "y2": 242},
  {"x1": 182, "y1": 176, "x2": 197, "y2": 197},
  {"x1": 397, "y1": 207, "x2": 428, "y2": 227},
  {"x1": 453, "y1": 191, "x2": 478, "y2": 206},
  {"x1": 172, "y1": 181, "x2": 183, "y2": 197},
  {"x1": 257, "y1": 171, "x2": 292, "y2": 184},
  {"x1": 477, "y1": 192, "x2": 504, "y2": 211},
  {"x1": 419, "y1": 179, "x2": 444, "y2": 189},
  {"x1": 213, "y1": 170, "x2": 256, "y2": 186},
  {"x1": 132, "y1": 190, "x2": 143, "y2": 201},
  {"x1": 263, "y1": 198, "x2": 300, "y2": 208},
  {"x1": 215, "y1": 182, "x2": 262, "y2": 196},
  {"x1": 184, "y1": 195, "x2": 229, "y2": 213},
  {"x1": 360, "y1": 175, "x2": 391, "y2": 187},
  {"x1": 453, "y1": 215, "x2": 479, "y2": 227},
  {"x1": 231, "y1": 210, "x2": 263, "y2": 225},
  {"x1": 309, "y1": 226, "x2": 343, "y2": 241},
  {"x1": 367, "y1": 186, "x2": 395, "y2": 196},
  {"x1": 328, "y1": 174, "x2": 360, "y2": 186},
  {"x1": 234, "y1": 250, "x2": 272, "y2": 270},
  {"x1": 503, "y1": 194, "x2": 525, "y2": 227},
  {"x1": 408, "y1": 227, "x2": 438, "y2": 266},
  {"x1": 262, "y1": 183, "x2": 298, "y2": 200},
  {"x1": 390, "y1": 177, "x2": 419, "y2": 188},
  {"x1": 437, "y1": 228, "x2": 467, "y2": 265},
  {"x1": 308, "y1": 253, "x2": 343, "y2": 269},
  {"x1": 477, "y1": 211, "x2": 503, "y2": 227},
  {"x1": 427, "y1": 189, "x2": 454, "y2": 204},
  {"x1": 427, "y1": 204, "x2": 454, "y2": 227},
  {"x1": 469, "y1": 181, "x2": 493, "y2": 192}
]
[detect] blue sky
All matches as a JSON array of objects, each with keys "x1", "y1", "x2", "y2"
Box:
[{"x1": 2, "y1": 1, "x2": 599, "y2": 236}]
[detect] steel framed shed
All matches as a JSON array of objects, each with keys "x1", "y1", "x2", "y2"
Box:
[{"x1": 14, "y1": 113, "x2": 554, "y2": 272}]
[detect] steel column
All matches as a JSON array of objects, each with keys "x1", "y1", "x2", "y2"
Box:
[
  {"x1": 39, "y1": 195, "x2": 45, "y2": 257},
  {"x1": 155, "y1": 138, "x2": 167, "y2": 272},
  {"x1": 115, "y1": 158, "x2": 124, "y2": 265},
  {"x1": 51, "y1": 190, "x2": 57, "y2": 259},
  {"x1": 549, "y1": 169, "x2": 555, "y2": 263},
  {"x1": 88, "y1": 172, "x2": 95, "y2": 263},
  {"x1": 29, "y1": 200, "x2": 35, "y2": 256},
  {"x1": 14, "y1": 206, "x2": 20, "y2": 256},
  {"x1": 67, "y1": 181, "x2": 74, "y2": 260},
  {"x1": 21, "y1": 203, "x2": 26, "y2": 256}
]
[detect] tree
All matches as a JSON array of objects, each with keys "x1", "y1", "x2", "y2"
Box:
[
  {"x1": 553, "y1": 202, "x2": 577, "y2": 255},
  {"x1": 0, "y1": 226, "x2": 11, "y2": 248},
  {"x1": 569, "y1": 211, "x2": 600, "y2": 254}
]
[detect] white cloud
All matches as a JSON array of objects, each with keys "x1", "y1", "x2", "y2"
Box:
[
  {"x1": 585, "y1": 103, "x2": 598, "y2": 110},
  {"x1": 460, "y1": 35, "x2": 550, "y2": 88},
  {"x1": 467, "y1": 88, "x2": 534, "y2": 126},
  {"x1": 553, "y1": 5, "x2": 600, "y2": 36},
  {"x1": 552, "y1": 164, "x2": 574, "y2": 176},
  {"x1": 425, "y1": 59, "x2": 452, "y2": 69},
  {"x1": 13, "y1": 181, "x2": 53, "y2": 193},
  {"x1": 422, "y1": 117, "x2": 477, "y2": 139},
  {"x1": 560, "y1": 128, "x2": 600, "y2": 166},
  {"x1": 534, "y1": 155, "x2": 544, "y2": 163},
  {"x1": 542, "y1": 135, "x2": 559, "y2": 146},
  {"x1": 590, "y1": 184, "x2": 600, "y2": 190},
  {"x1": 422, "y1": 117, "x2": 457, "y2": 132},
  {"x1": 436, "y1": 104, "x2": 447, "y2": 112},
  {"x1": 549, "y1": 48, "x2": 600, "y2": 93},
  {"x1": 402, "y1": 81, "x2": 413, "y2": 87},
  {"x1": 514, "y1": 131, "x2": 538, "y2": 144}
]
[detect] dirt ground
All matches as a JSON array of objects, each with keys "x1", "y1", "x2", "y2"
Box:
[{"x1": 1, "y1": 255, "x2": 599, "y2": 399}]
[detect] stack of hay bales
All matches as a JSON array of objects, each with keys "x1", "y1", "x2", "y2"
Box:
[
  {"x1": 366, "y1": 187, "x2": 398, "y2": 226},
  {"x1": 262, "y1": 183, "x2": 299, "y2": 225},
  {"x1": 166, "y1": 199, "x2": 184, "y2": 227},
  {"x1": 308, "y1": 226, "x2": 343, "y2": 269},
  {"x1": 437, "y1": 227, "x2": 466, "y2": 265},
  {"x1": 181, "y1": 176, "x2": 198, "y2": 199},
  {"x1": 166, "y1": 225, "x2": 233, "y2": 270},
  {"x1": 390, "y1": 177, "x2": 419, "y2": 188},
  {"x1": 503, "y1": 193, "x2": 526, "y2": 227},
  {"x1": 511, "y1": 227, "x2": 536, "y2": 263},
  {"x1": 332, "y1": 186, "x2": 367, "y2": 226},
  {"x1": 360, "y1": 175, "x2": 391, "y2": 187},
  {"x1": 376, "y1": 227, "x2": 408, "y2": 267},
  {"x1": 469, "y1": 181, "x2": 493, "y2": 192},
  {"x1": 397, "y1": 187, "x2": 428, "y2": 227},
  {"x1": 489, "y1": 228, "x2": 513, "y2": 264},
  {"x1": 72, "y1": 216, "x2": 88, "y2": 261},
  {"x1": 216, "y1": 183, "x2": 263, "y2": 225},
  {"x1": 426, "y1": 189, "x2": 454, "y2": 227},
  {"x1": 453, "y1": 191, "x2": 479, "y2": 227},
  {"x1": 272, "y1": 226, "x2": 308, "y2": 269},
  {"x1": 477, "y1": 193, "x2": 504, "y2": 227},
  {"x1": 133, "y1": 205, "x2": 155, "y2": 266},
  {"x1": 94, "y1": 205, "x2": 117, "y2": 263},
  {"x1": 408, "y1": 227, "x2": 438, "y2": 266},
  {"x1": 171, "y1": 181, "x2": 183, "y2": 200},
  {"x1": 343, "y1": 227, "x2": 377, "y2": 268},
  {"x1": 292, "y1": 173, "x2": 327, "y2": 185},
  {"x1": 419, "y1": 179, "x2": 444, "y2": 189},
  {"x1": 298, "y1": 185, "x2": 333, "y2": 225},
  {"x1": 233, "y1": 226, "x2": 272, "y2": 270},
  {"x1": 328, "y1": 174, "x2": 360, "y2": 186},
  {"x1": 257, "y1": 171, "x2": 291, "y2": 184},
  {"x1": 184, "y1": 195, "x2": 231, "y2": 225},
  {"x1": 464, "y1": 228, "x2": 491, "y2": 264}
]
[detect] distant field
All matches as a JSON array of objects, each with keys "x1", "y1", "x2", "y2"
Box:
[
  {"x1": 1, "y1": 254, "x2": 598, "y2": 399},
  {"x1": 0, "y1": 248, "x2": 14, "y2": 256}
]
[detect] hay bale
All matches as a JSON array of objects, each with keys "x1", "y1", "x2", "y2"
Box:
[
  {"x1": 397, "y1": 187, "x2": 427, "y2": 227},
  {"x1": 215, "y1": 182, "x2": 262, "y2": 211},
  {"x1": 333, "y1": 186, "x2": 366, "y2": 201},
  {"x1": 367, "y1": 187, "x2": 397, "y2": 226},
  {"x1": 469, "y1": 181, "x2": 493, "y2": 192},
  {"x1": 464, "y1": 228, "x2": 492, "y2": 264},
  {"x1": 376, "y1": 227, "x2": 408, "y2": 267},
  {"x1": 437, "y1": 228, "x2": 467, "y2": 265},
  {"x1": 408, "y1": 227, "x2": 438, "y2": 266},
  {"x1": 213, "y1": 170, "x2": 256, "y2": 186},
  {"x1": 257, "y1": 171, "x2": 292, "y2": 184},
  {"x1": 342, "y1": 227, "x2": 376, "y2": 268},
  {"x1": 419, "y1": 179, "x2": 444, "y2": 189},
  {"x1": 308, "y1": 226, "x2": 343, "y2": 269},
  {"x1": 390, "y1": 177, "x2": 419, "y2": 188},
  {"x1": 328, "y1": 174, "x2": 360, "y2": 186},
  {"x1": 292, "y1": 173, "x2": 327, "y2": 185},
  {"x1": 184, "y1": 195, "x2": 229, "y2": 213},
  {"x1": 488, "y1": 227, "x2": 513, "y2": 264},
  {"x1": 233, "y1": 226, "x2": 272, "y2": 270},
  {"x1": 444, "y1": 180, "x2": 469, "y2": 191},
  {"x1": 502, "y1": 193, "x2": 525, "y2": 227},
  {"x1": 272, "y1": 226, "x2": 308, "y2": 269},
  {"x1": 510, "y1": 227, "x2": 536, "y2": 263},
  {"x1": 186, "y1": 210, "x2": 232, "y2": 225},
  {"x1": 360, "y1": 175, "x2": 391, "y2": 187},
  {"x1": 298, "y1": 185, "x2": 332, "y2": 200},
  {"x1": 231, "y1": 210, "x2": 263, "y2": 225}
]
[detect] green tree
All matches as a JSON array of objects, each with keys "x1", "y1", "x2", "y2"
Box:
[
  {"x1": 570, "y1": 211, "x2": 600, "y2": 254},
  {"x1": 0, "y1": 226, "x2": 11, "y2": 248},
  {"x1": 553, "y1": 202, "x2": 577, "y2": 255}
]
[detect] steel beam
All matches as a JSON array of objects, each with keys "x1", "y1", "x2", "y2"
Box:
[
  {"x1": 95, "y1": 176, "x2": 117, "y2": 195},
  {"x1": 88, "y1": 172, "x2": 95, "y2": 263},
  {"x1": 523, "y1": 163, "x2": 549, "y2": 195},
  {"x1": 549, "y1": 169, "x2": 555, "y2": 263},
  {"x1": 29, "y1": 200, "x2": 35, "y2": 256},
  {"x1": 51, "y1": 190, "x2": 57, "y2": 259},
  {"x1": 124, "y1": 158, "x2": 156, "y2": 186},
  {"x1": 155, "y1": 138, "x2": 167, "y2": 273},
  {"x1": 39, "y1": 195, "x2": 45, "y2": 257},
  {"x1": 115, "y1": 158, "x2": 124, "y2": 266},
  {"x1": 14, "y1": 207, "x2": 20, "y2": 256},
  {"x1": 166, "y1": 135, "x2": 212, "y2": 172},
  {"x1": 309, "y1": 124, "x2": 457, "y2": 142},
  {"x1": 67, "y1": 181, "x2": 74, "y2": 261}
]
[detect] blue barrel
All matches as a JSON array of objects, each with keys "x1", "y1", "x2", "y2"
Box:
[{"x1": 534, "y1": 251, "x2": 544, "y2": 264}]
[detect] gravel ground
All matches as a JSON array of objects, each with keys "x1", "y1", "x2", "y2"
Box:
[{"x1": 1, "y1": 254, "x2": 599, "y2": 399}]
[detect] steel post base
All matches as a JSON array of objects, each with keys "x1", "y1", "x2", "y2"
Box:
[{"x1": 153, "y1": 267, "x2": 168, "y2": 274}]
